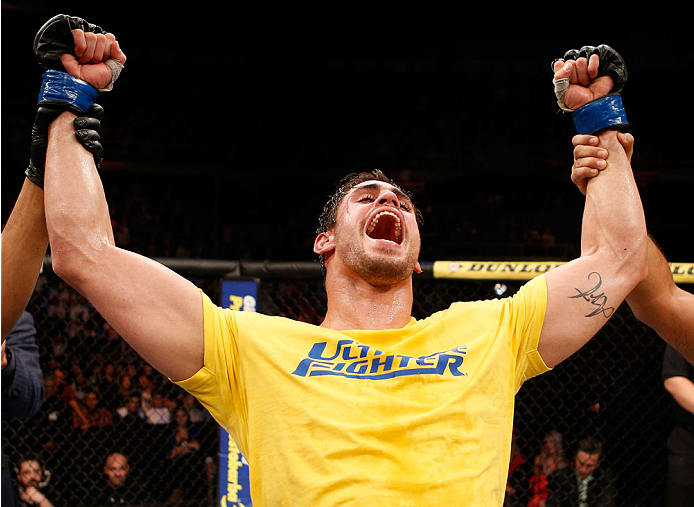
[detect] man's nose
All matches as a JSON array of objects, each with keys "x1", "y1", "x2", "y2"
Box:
[{"x1": 377, "y1": 189, "x2": 399, "y2": 207}]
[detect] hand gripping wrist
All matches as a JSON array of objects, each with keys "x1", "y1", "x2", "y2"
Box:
[
  {"x1": 26, "y1": 71, "x2": 99, "y2": 187},
  {"x1": 26, "y1": 102, "x2": 105, "y2": 188}
]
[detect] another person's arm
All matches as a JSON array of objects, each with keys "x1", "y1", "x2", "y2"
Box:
[
  {"x1": 662, "y1": 345, "x2": 694, "y2": 415},
  {"x1": 572, "y1": 133, "x2": 694, "y2": 363},
  {"x1": 2, "y1": 42, "x2": 104, "y2": 342},
  {"x1": 1, "y1": 180, "x2": 49, "y2": 342},
  {"x1": 664, "y1": 375, "x2": 694, "y2": 415},
  {"x1": 628, "y1": 240, "x2": 694, "y2": 362}
]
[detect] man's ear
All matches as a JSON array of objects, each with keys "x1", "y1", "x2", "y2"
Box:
[
  {"x1": 313, "y1": 231, "x2": 335, "y2": 255},
  {"x1": 414, "y1": 261, "x2": 422, "y2": 274}
]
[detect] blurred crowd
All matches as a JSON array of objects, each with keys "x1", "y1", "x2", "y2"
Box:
[{"x1": 9, "y1": 283, "x2": 218, "y2": 505}]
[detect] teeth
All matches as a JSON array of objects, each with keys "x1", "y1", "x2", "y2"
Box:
[{"x1": 367, "y1": 211, "x2": 402, "y2": 242}]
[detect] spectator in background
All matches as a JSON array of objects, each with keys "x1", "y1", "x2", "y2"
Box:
[
  {"x1": 181, "y1": 392, "x2": 210, "y2": 424},
  {"x1": 662, "y1": 344, "x2": 694, "y2": 507},
  {"x1": 166, "y1": 407, "x2": 202, "y2": 503},
  {"x1": 2, "y1": 313, "x2": 45, "y2": 507},
  {"x1": 116, "y1": 391, "x2": 144, "y2": 423},
  {"x1": 547, "y1": 437, "x2": 616, "y2": 507},
  {"x1": 528, "y1": 430, "x2": 567, "y2": 507},
  {"x1": 167, "y1": 407, "x2": 201, "y2": 458},
  {"x1": 15, "y1": 455, "x2": 54, "y2": 507},
  {"x1": 114, "y1": 391, "x2": 147, "y2": 475},
  {"x1": 142, "y1": 391, "x2": 170, "y2": 426},
  {"x1": 70, "y1": 389, "x2": 113, "y2": 431},
  {"x1": 68, "y1": 367, "x2": 89, "y2": 403},
  {"x1": 136, "y1": 373, "x2": 154, "y2": 412},
  {"x1": 51, "y1": 368, "x2": 75, "y2": 407},
  {"x1": 35, "y1": 373, "x2": 74, "y2": 469},
  {"x1": 94, "y1": 362, "x2": 119, "y2": 411},
  {"x1": 116, "y1": 374, "x2": 134, "y2": 405},
  {"x1": 70, "y1": 389, "x2": 115, "y2": 471},
  {"x1": 89, "y1": 452, "x2": 152, "y2": 506}
]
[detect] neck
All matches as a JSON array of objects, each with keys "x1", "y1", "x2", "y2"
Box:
[{"x1": 320, "y1": 269, "x2": 414, "y2": 330}]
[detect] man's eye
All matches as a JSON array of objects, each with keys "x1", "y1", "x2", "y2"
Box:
[
  {"x1": 358, "y1": 196, "x2": 375, "y2": 203},
  {"x1": 400, "y1": 202, "x2": 411, "y2": 212}
]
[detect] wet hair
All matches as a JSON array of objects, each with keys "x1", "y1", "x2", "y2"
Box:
[{"x1": 316, "y1": 169, "x2": 423, "y2": 272}]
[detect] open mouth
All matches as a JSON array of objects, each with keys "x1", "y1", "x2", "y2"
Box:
[{"x1": 366, "y1": 210, "x2": 402, "y2": 244}]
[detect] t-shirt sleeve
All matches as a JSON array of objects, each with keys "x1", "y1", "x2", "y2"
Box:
[
  {"x1": 172, "y1": 290, "x2": 244, "y2": 435},
  {"x1": 508, "y1": 275, "x2": 551, "y2": 389}
]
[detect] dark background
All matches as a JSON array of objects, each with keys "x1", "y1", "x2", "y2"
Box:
[{"x1": 3, "y1": 5, "x2": 692, "y2": 263}]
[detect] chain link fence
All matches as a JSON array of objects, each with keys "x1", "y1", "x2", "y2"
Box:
[{"x1": 3, "y1": 260, "x2": 691, "y2": 506}]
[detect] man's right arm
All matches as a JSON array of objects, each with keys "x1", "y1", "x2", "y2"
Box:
[
  {"x1": 39, "y1": 23, "x2": 206, "y2": 382},
  {"x1": 45, "y1": 112, "x2": 205, "y2": 381}
]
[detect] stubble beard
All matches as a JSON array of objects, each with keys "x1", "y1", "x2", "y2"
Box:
[{"x1": 339, "y1": 236, "x2": 420, "y2": 287}]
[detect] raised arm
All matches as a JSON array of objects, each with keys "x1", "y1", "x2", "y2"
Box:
[
  {"x1": 39, "y1": 15, "x2": 204, "y2": 381},
  {"x1": 537, "y1": 47, "x2": 648, "y2": 367},
  {"x1": 572, "y1": 134, "x2": 694, "y2": 363},
  {"x1": 2, "y1": 101, "x2": 103, "y2": 341},
  {"x1": 1, "y1": 181, "x2": 48, "y2": 341},
  {"x1": 629, "y1": 240, "x2": 694, "y2": 362}
]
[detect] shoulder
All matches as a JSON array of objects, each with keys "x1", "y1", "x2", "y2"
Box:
[
  {"x1": 550, "y1": 465, "x2": 573, "y2": 480},
  {"x1": 594, "y1": 467, "x2": 617, "y2": 483},
  {"x1": 548, "y1": 466, "x2": 574, "y2": 489}
]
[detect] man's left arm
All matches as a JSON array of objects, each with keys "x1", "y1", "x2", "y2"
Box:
[
  {"x1": 537, "y1": 52, "x2": 647, "y2": 367},
  {"x1": 1, "y1": 311, "x2": 44, "y2": 418},
  {"x1": 572, "y1": 133, "x2": 694, "y2": 363}
]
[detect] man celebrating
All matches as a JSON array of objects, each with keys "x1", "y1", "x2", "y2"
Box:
[{"x1": 36, "y1": 15, "x2": 647, "y2": 505}]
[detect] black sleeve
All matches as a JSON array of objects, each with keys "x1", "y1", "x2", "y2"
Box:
[{"x1": 663, "y1": 344, "x2": 694, "y2": 381}]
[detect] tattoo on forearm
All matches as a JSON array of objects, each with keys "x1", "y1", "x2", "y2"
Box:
[{"x1": 569, "y1": 272, "x2": 615, "y2": 318}]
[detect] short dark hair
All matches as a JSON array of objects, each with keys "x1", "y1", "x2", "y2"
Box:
[
  {"x1": 316, "y1": 169, "x2": 424, "y2": 272},
  {"x1": 19, "y1": 453, "x2": 40, "y2": 465},
  {"x1": 577, "y1": 437, "x2": 603, "y2": 457}
]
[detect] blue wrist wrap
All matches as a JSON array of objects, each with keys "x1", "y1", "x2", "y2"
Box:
[
  {"x1": 571, "y1": 95, "x2": 628, "y2": 134},
  {"x1": 37, "y1": 69, "x2": 98, "y2": 113}
]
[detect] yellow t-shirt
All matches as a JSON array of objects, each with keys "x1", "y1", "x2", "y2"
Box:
[{"x1": 174, "y1": 275, "x2": 549, "y2": 506}]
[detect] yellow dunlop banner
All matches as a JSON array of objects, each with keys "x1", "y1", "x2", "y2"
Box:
[{"x1": 432, "y1": 260, "x2": 694, "y2": 284}]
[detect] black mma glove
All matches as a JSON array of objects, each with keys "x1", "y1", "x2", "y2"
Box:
[
  {"x1": 33, "y1": 14, "x2": 107, "y2": 72},
  {"x1": 25, "y1": 14, "x2": 121, "y2": 186},
  {"x1": 26, "y1": 103, "x2": 105, "y2": 188},
  {"x1": 74, "y1": 104, "x2": 105, "y2": 168},
  {"x1": 552, "y1": 44, "x2": 629, "y2": 134}
]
